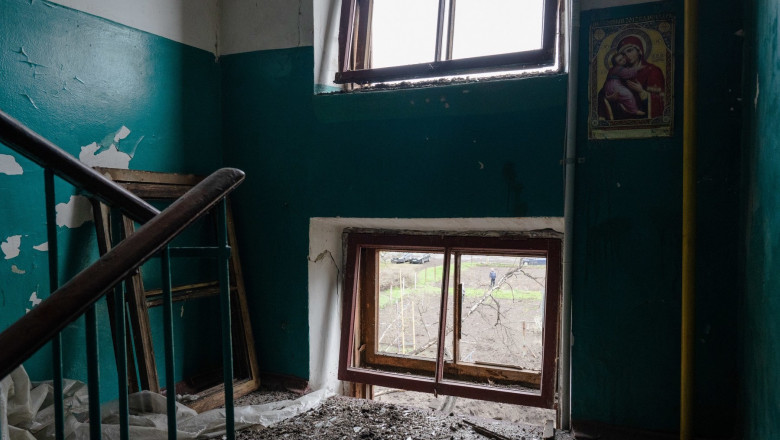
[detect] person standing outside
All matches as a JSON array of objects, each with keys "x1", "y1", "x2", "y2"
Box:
[{"x1": 489, "y1": 268, "x2": 496, "y2": 288}]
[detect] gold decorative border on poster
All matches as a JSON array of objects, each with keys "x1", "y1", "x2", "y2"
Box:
[{"x1": 588, "y1": 14, "x2": 674, "y2": 140}]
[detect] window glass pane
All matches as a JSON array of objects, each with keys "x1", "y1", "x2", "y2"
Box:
[
  {"x1": 370, "y1": 0, "x2": 439, "y2": 68},
  {"x1": 451, "y1": 0, "x2": 545, "y2": 60},
  {"x1": 377, "y1": 251, "x2": 444, "y2": 361},
  {"x1": 457, "y1": 254, "x2": 546, "y2": 371}
]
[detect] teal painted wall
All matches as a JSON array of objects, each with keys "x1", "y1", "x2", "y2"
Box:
[
  {"x1": 740, "y1": 0, "x2": 780, "y2": 437},
  {"x1": 0, "y1": 0, "x2": 222, "y2": 400},
  {"x1": 572, "y1": 2, "x2": 742, "y2": 436},
  {"x1": 222, "y1": 3, "x2": 744, "y2": 435},
  {"x1": 572, "y1": 3, "x2": 683, "y2": 432},
  {"x1": 690, "y1": 0, "x2": 742, "y2": 437},
  {"x1": 0, "y1": 0, "x2": 754, "y2": 435},
  {"x1": 221, "y1": 47, "x2": 567, "y2": 379}
]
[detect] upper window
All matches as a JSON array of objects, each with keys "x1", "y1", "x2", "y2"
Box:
[
  {"x1": 339, "y1": 231, "x2": 561, "y2": 408},
  {"x1": 335, "y1": 0, "x2": 561, "y2": 85}
]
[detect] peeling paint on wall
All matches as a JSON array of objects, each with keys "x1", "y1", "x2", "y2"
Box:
[
  {"x1": 11, "y1": 265, "x2": 25, "y2": 274},
  {"x1": 0, "y1": 154, "x2": 23, "y2": 175},
  {"x1": 79, "y1": 142, "x2": 132, "y2": 168},
  {"x1": 754, "y1": 74, "x2": 759, "y2": 109},
  {"x1": 29, "y1": 292, "x2": 41, "y2": 307},
  {"x1": 32, "y1": 242, "x2": 48, "y2": 251},
  {"x1": 113, "y1": 126, "x2": 131, "y2": 143},
  {"x1": 25, "y1": 291, "x2": 42, "y2": 314},
  {"x1": 54, "y1": 195, "x2": 93, "y2": 228},
  {"x1": 77, "y1": 126, "x2": 136, "y2": 169},
  {"x1": 1, "y1": 235, "x2": 22, "y2": 259},
  {"x1": 20, "y1": 93, "x2": 39, "y2": 110}
]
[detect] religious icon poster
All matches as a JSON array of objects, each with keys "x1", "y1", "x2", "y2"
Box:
[{"x1": 588, "y1": 14, "x2": 674, "y2": 140}]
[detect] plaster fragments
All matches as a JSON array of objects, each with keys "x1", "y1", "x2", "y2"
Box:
[
  {"x1": 28, "y1": 291, "x2": 41, "y2": 308},
  {"x1": 11, "y1": 265, "x2": 25, "y2": 274},
  {"x1": 78, "y1": 126, "x2": 134, "y2": 169},
  {"x1": 0, "y1": 154, "x2": 23, "y2": 175},
  {"x1": 55, "y1": 195, "x2": 93, "y2": 228},
  {"x1": 1, "y1": 235, "x2": 22, "y2": 259},
  {"x1": 79, "y1": 142, "x2": 131, "y2": 169}
]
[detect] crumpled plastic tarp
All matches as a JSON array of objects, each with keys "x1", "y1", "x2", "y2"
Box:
[{"x1": 1, "y1": 366, "x2": 333, "y2": 440}]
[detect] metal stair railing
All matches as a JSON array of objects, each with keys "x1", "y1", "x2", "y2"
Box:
[{"x1": 0, "y1": 109, "x2": 245, "y2": 440}]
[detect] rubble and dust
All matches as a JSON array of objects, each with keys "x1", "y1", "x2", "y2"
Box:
[{"x1": 233, "y1": 392, "x2": 574, "y2": 440}]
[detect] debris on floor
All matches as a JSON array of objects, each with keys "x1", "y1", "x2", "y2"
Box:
[{"x1": 234, "y1": 394, "x2": 574, "y2": 440}]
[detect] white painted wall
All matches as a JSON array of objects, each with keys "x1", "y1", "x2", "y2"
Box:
[
  {"x1": 307, "y1": 217, "x2": 563, "y2": 393},
  {"x1": 48, "y1": 0, "x2": 220, "y2": 54},
  {"x1": 219, "y1": 0, "x2": 314, "y2": 56},
  {"x1": 46, "y1": 0, "x2": 663, "y2": 57},
  {"x1": 312, "y1": 0, "x2": 341, "y2": 91}
]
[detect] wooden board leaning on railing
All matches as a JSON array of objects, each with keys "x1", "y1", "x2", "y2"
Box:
[{"x1": 91, "y1": 167, "x2": 260, "y2": 413}]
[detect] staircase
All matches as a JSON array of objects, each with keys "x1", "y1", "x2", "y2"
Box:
[{"x1": 0, "y1": 109, "x2": 245, "y2": 440}]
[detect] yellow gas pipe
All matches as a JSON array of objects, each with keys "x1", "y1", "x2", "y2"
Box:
[{"x1": 681, "y1": 0, "x2": 698, "y2": 438}]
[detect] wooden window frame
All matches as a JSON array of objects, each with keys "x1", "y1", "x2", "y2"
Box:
[
  {"x1": 335, "y1": 0, "x2": 561, "y2": 85},
  {"x1": 91, "y1": 168, "x2": 261, "y2": 413},
  {"x1": 338, "y1": 231, "x2": 561, "y2": 408}
]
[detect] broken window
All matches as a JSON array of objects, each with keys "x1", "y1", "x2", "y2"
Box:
[
  {"x1": 339, "y1": 231, "x2": 561, "y2": 409},
  {"x1": 335, "y1": 0, "x2": 561, "y2": 85}
]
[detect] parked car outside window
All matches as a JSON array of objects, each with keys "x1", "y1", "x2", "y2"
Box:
[
  {"x1": 409, "y1": 253, "x2": 431, "y2": 264},
  {"x1": 522, "y1": 257, "x2": 546, "y2": 266},
  {"x1": 391, "y1": 253, "x2": 412, "y2": 263}
]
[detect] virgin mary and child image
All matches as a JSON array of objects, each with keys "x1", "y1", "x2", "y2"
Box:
[{"x1": 597, "y1": 34, "x2": 666, "y2": 121}]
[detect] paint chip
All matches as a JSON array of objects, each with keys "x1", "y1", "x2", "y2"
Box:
[
  {"x1": 29, "y1": 292, "x2": 41, "y2": 307},
  {"x1": 55, "y1": 195, "x2": 93, "y2": 228},
  {"x1": 754, "y1": 74, "x2": 759, "y2": 109},
  {"x1": 0, "y1": 154, "x2": 23, "y2": 175},
  {"x1": 11, "y1": 265, "x2": 25, "y2": 274},
  {"x1": 478, "y1": 161, "x2": 485, "y2": 170},
  {"x1": 79, "y1": 142, "x2": 131, "y2": 169},
  {"x1": 2, "y1": 235, "x2": 22, "y2": 259},
  {"x1": 114, "y1": 126, "x2": 131, "y2": 143},
  {"x1": 20, "y1": 93, "x2": 39, "y2": 110},
  {"x1": 33, "y1": 242, "x2": 48, "y2": 251}
]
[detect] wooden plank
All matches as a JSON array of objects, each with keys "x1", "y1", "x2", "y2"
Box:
[
  {"x1": 122, "y1": 216, "x2": 160, "y2": 393},
  {"x1": 120, "y1": 183, "x2": 194, "y2": 199},
  {"x1": 185, "y1": 378, "x2": 256, "y2": 413},
  {"x1": 93, "y1": 167, "x2": 203, "y2": 186},
  {"x1": 225, "y1": 203, "x2": 261, "y2": 387},
  {"x1": 91, "y1": 200, "x2": 140, "y2": 393},
  {"x1": 144, "y1": 282, "x2": 240, "y2": 307}
]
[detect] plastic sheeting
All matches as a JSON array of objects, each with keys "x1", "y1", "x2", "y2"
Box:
[{"x1": 1, "y1": 366, "x2": 333, "y2": 440}]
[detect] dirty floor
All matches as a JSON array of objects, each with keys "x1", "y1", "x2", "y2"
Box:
[{"x1": 232, "y1": 390, "x2": 574, "y2": 440}]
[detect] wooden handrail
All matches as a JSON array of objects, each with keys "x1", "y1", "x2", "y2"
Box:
[
  {"x1": 0, "y1": 167, "x2": 245, "y2": 379},
  {"x1": 0, "y1": 109, "x2": 159, "y2": 223}
]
